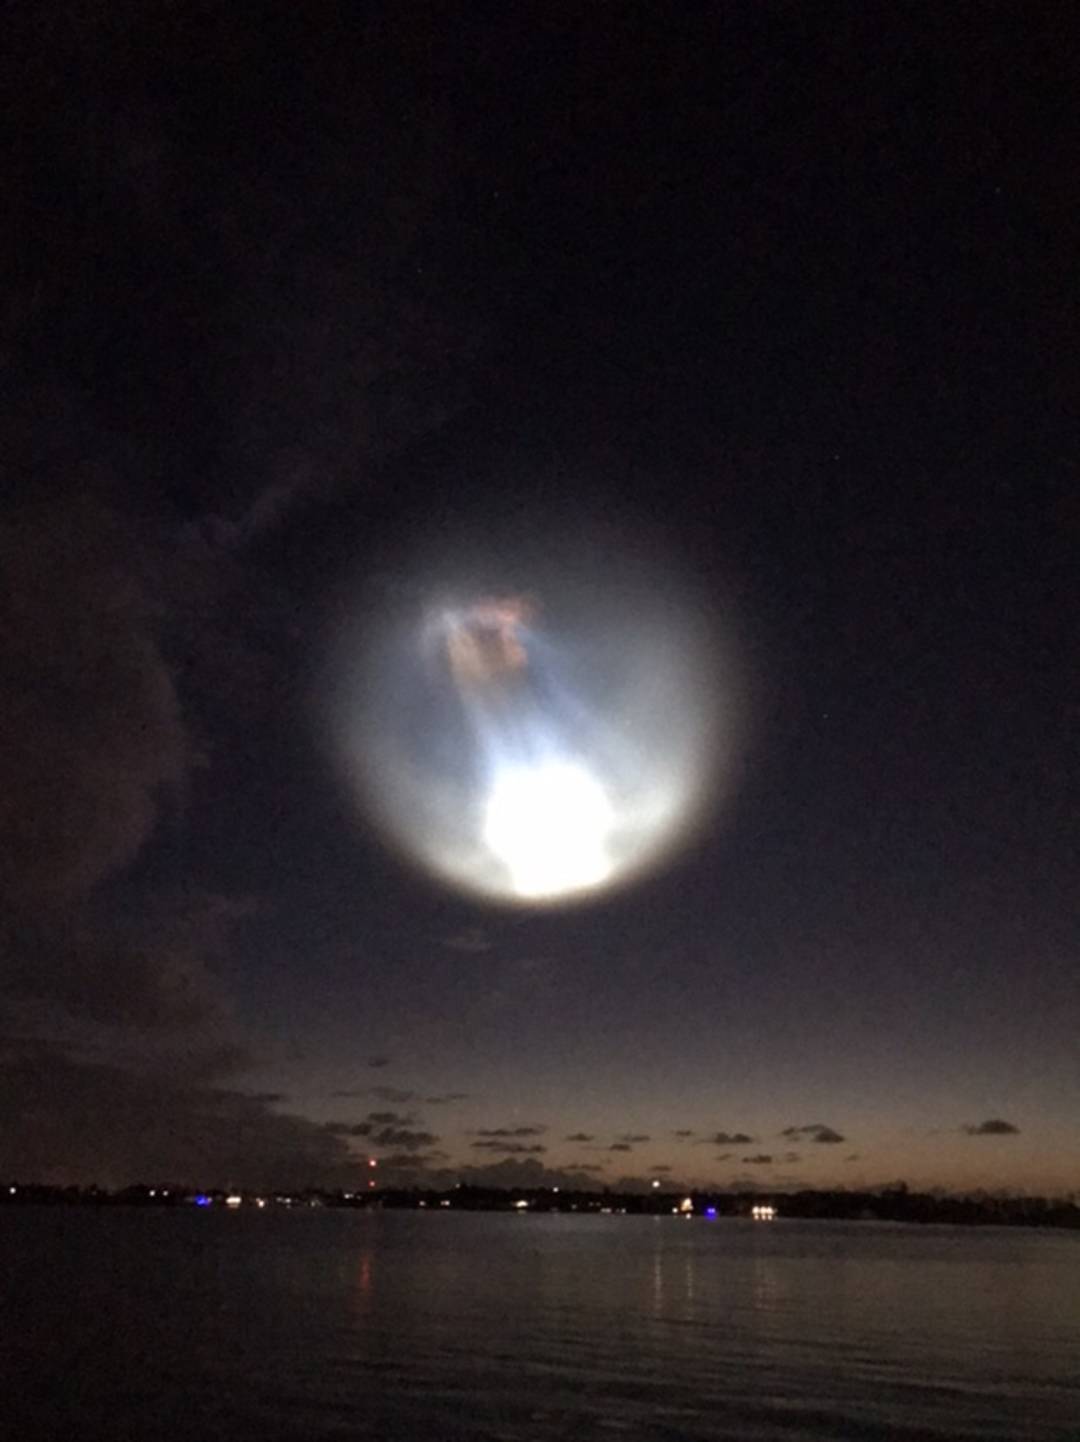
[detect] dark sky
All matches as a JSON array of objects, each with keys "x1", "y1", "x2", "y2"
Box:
[{"x1": 3, "y1": 3, "x2": 1077, "y2": 1193}]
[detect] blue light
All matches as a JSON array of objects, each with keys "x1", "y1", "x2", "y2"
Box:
[
  {"x1": 195, "y1": 1194, "x2": 212, "y2": 1207},
  {"x1": 705, "y1": 1206, "x2": 717, "y2": 1219}
]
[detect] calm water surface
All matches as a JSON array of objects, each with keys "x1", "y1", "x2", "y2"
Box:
[{"x1": 3, "y1": 1209, "x2": 1079, "y2": 1440}]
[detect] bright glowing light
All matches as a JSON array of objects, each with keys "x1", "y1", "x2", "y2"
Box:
[
  {"x1": 678, "y1": 1196, "x2": 694, "y2": 1214},
  {"x1": 513, "y1": 1198, "x2": 529, "y2": 1210},
  {"x1": 483, "y1": 760, "x2": 613, "y2": 898},
  {"x1": 751, "y1": 1204, "x2": 776, "y2": 1221},
  {"x1": 324, "y1": 514, "x2": 746, "y2": 905},
  {"x1": 651, "y1": 1179, "x2": 661, "y2": 1189},
  {"x1": 226, "y1": 1194, "x2": 242, "y2": 1208}
]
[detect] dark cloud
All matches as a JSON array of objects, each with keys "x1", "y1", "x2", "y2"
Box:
[
  {"x1": 377, "y1": 1150, "x2": 449, "y2": 1171},
  {"x1": 742, "y1": 1154, "x2": 774, "y2": 1165},
  {"x1": 473, "y1": 1125, "x2": 546, "y2": 1138},
  {"x1": 715, "y1": 1153, "x2": 732, "y2": 1161},
  {"x1": 616, "y1": 1133, "x2": 650, "y2": 1144},
  {"x1": 372, "y1": 1126, "x2": 437, "y2": 1151},
  {"x1": 367, "y1": 1056, "x2": 392, "y2": 1069},
  {"x1": 325, "y1": 1113, "x2": 437, "y2": 1151},
  {"x1": 369, "y1": 1086, "x2": 418, "y2": 1104},
  {"x1": 2, "y1": 889, "x2": 252, "y2": 1035},
  {"x1": 962, "y1": 1119, "x2": 1020, "y2": 1136},
  {"x1": 649, "y1": 1164, "x2": 673, "y2": 1173},
  {"x1": 781, "y1": 1124, "x2": 846, "y2": 1144},
  {"x1": 844, "y1": 1154, "x2": 860, "y2": 1162},
  {"x1": 424, "y1": 1093, "x2": 469, "y2": 1105},
  {"x1": 0, "y1": 1038, "x2": 359, "y2": 1189},
  {"x1": 674, "y1": 1129, "x2": 695, "y2": 1138},
  {"x1": 608, "y1": 1142, "x2": 633, "y2": 1152},
  {"x1": 453, "y1": 1157, "x2": 601, "y2": 1190},
  {"x1": 565, "y1": 1132, "x2": 594, "y2": 1142},
  {"x1": 470, "y1": 1140, "x2": 546, "y2": 1155},
  {"x1": 0, "y1": 501, "x2": 190, "y2": 911},
  {"x1": 701, "y1": 1131, "x2": 755, "y2": 1146}
]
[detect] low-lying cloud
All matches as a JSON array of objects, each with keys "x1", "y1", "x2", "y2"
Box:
[
  {"x1": 470, "y1": 1140, "x2": 546, "y2": 1155},
  {"x1": 699, "y1": 1131, "x2": 754, "y2": 1146},
  {"x1": 781, "y1": 1123, "x2": 845, "y2": 1144},
  {"x1": 473, "y1": 1125, "x2": 546, "y2": 1138}
]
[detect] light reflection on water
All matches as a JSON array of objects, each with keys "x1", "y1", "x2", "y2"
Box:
[{"x1": 2, "y1": 1209, "x2": 1079, "y2": 1440}]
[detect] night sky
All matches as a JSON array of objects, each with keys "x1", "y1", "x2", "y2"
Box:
[{"x1": 3, "y1": 3, "x2": 1077, "y2": 1195}]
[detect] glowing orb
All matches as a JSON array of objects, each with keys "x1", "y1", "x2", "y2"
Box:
[
  {"x1": 483, "y1": 760, "x2": 614, "y2": 899},
  {"x1": 324, "y1": 517, "x2": 744, "y2": 905}
]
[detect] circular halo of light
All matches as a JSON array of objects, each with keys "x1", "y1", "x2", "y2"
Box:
[{"x1": 325, "y1": 518, "x2": 745, "y2": 906}]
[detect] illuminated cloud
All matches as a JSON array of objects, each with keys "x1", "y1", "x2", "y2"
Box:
[{"x1": 962, "y1": 1118, "x2": 1020, "y2": 1136}]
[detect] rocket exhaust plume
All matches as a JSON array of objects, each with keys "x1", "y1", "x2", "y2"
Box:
[{"x1": 324, "y1": 515, "x2": 746, "y2": 905}]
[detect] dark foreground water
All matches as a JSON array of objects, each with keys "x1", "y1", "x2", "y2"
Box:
[{"x1": 3, "y1": 1209, "x2": 1079, "y2": 1440}]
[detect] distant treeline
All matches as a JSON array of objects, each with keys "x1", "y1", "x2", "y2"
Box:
[{"x1": 2, "y1": 1182, "x2": 1079, "y2": 1229}]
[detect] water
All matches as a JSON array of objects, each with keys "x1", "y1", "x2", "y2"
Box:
[{"x1": 3, "y1": 1209, "x2": 1079, "y2": 1440}]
